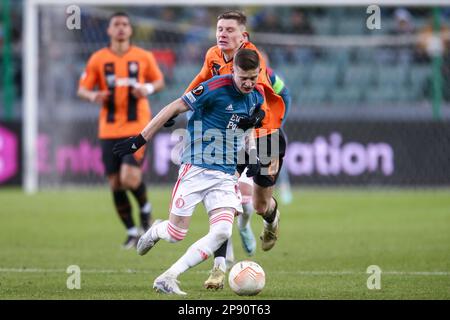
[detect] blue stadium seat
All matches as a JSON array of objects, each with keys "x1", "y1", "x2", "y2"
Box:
[
  {"x1": 409, "y1": 65, "x2": 432, "y2": 91},
  {"x1": 174, "y1": 64, "x2": 202, "y2": 85},
  {"x1": 337, "y1": 18, "x2": 366, "y2": 35},
  {"x1": 297, "y1": 85, "x2": 327, "y2": 106},
  {"x1": 279, "y1": 64, "x2": 310, "y2": 88},
  {"x1": 343, "y1": 64, "x2": 374, "y2": 88},
  {"x1": 330, "y1": 87, "x2": 362, "y2": 106},
  {"x1": 376, "y1": 66, "x2": 408, "y2": 88},
  {"x1": 309, "y1": 63, "x2": 339, "y2": 88},
  {"x1": 364, "y1": 86, "x2": 399, "y2": 104}
]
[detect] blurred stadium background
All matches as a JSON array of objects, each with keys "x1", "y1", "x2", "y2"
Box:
[
  {"x1": 0, "y1": 0, "x2": 449, "y2": 189},
  {"x1": 0, "y1": 0, "x2": 450, "y2": 299}
]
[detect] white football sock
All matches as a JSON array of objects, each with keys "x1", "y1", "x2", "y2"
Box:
[
  {"x1": 151, "y1": 220, "x2": 187, "y2": 243},
  {"x1": 238, "y1": 202, "x2": 254, "y2": 229},
  {"x1": 166, "y1": 212, "x2": 234, "y2": 277},
  {"x1": 213, "y1": 257, "x2": 226, "y2": 272},
  {"x1": 127, "y1": 227, "x2": 138, "y2": 237},
  {"x1": 141, "y1": 202, "x2": 152, "y2": 214}
]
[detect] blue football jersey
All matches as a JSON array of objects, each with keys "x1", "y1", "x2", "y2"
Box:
[{"x1": 180, "y1": 74, "x2": 264, "y2": 175}]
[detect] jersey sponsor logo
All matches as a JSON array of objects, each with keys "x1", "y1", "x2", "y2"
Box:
[
  {"x1": 129, "y1": 62, "x2": 138, "y2": 73},
  {"x1": 192, "y1": 85, "x2": 204, "y2": 96},
  {"x1": 185, "y1": 92, "x2": 196, "y2": 103},
  {"x1": 175, "y1": 197, "x2": 185, "y2": 208},
  {"x1": 117, "y1": 77, "x2": 138, "y2": 87},
  {"x1": 226, "y1": 113, "x2": 243, "y2": 131},
  {"x1": 105, "y1": 64, "x2": 114, "y2": 73},
  {"x1": 225, "y1": 104, "x2": 234, "y2": 111}
]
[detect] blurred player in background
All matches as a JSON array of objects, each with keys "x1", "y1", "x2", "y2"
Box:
[
  {"x1": 113, "y1": 49, "x2": 266, "y2": 295},
  {"x1": 169, "y1": 10, "x2": 287, "y2": 289},
  {"x1": 77, "y1": 12, "x2": 165, "y2": 249}
]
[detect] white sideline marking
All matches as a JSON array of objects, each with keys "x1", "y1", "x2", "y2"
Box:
[{"x1": 0, "y1": 268, "x2": 448, "y2": 276}]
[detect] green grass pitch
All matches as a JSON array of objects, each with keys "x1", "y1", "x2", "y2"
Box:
[{"x1": 0, "y1": 187, "x2": 449, "y2": 300}]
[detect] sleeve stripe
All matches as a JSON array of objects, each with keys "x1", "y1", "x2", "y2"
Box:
[{"x1": 181, "y1": 95, "x2": 195, "y2": 111}]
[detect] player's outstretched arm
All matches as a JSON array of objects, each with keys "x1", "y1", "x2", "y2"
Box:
[
  {"x1": 77, "y1": 87, "x2": 110, "y2": 105},
  {"x1": 113, "y1": 98, "x2": 189, "y2": 157}
]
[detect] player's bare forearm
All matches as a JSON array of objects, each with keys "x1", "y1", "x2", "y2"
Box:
[
  {"x1": 77, "y1": 87, "x2": 95, "y2": 101},
  {"x1": 151, "y1": 78, "x2": 165, "y2": 93},
  {"x1": 113, "y1": 98, "x2": 188, "y2": 157},
  {"x1": 77, "y1": 87, "x2": 110, "y2": 104},
  {"x1": 141, "y1": 98, "x2": 189, "y2": 141}
]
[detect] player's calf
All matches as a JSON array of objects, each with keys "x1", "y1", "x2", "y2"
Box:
[{"x1": 259, "y1": 197, "x2": 280, "y2": 251}]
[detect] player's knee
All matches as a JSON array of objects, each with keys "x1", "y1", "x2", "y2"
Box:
[
  {"x1": 120, "y1": 176, "x2": 140, "y2": 190},
  {"x1": 213, "y1": 223, "x2": 232, "y2": 244},
  {"x1": 210, "y1": 220, "x2": 233, "y2": 243},
  {"x1": 209, "y1": 210, "x2": 234, "y2": 242}
]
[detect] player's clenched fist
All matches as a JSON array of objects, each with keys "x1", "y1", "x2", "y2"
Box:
[
  {"x1": 245, "y1": 148, "x2": 261, "y2": 177},
  {"x1": 89, "y1": 91, "x2": 110, "y2": 104},
  {"x1": 113, "y1": 134, "x2": 147, "y2": 157},
  {"x1": 236, "y1": 109, "x2": 265, "y2": 130}
]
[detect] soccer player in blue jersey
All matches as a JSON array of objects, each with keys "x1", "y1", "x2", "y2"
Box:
[{"x1": 112, "y1": 49, "x2": 265, "y2": 295}]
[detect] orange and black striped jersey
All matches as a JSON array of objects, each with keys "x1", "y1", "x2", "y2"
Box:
[
  {"x1": 186, "y1": 41, "x2": 286, "y2": 138},
  {"x1": 79, "y1": 46, "x2": 163, "y2": 139}
]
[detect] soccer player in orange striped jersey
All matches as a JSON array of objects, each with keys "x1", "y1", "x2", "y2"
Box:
[
  {"x1": 77, "y1": 12, "x2": 165, "y2": 249},
  {"x1": 182, "y1": 11, "x2": 286, "y2": 289}
]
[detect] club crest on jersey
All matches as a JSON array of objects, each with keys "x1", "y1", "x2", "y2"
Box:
[
  {"x1": 212, "y1": 63, "x2": 221, "y2": 76},
  {"x1": 192, "y1": 85, "x2": 204, "y2": 96},
  {"x1": 175, "y1": 197, "x2": 185, "y2": 208},
  {"x1": 129, "y1": 62, "x2": 138, "y2": 73},
  {"x1": 105, "y1": 64, "x2": 114, "y2": 73}
]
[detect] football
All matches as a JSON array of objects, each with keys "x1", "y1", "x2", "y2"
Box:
[{"x1": 228, "y1": 260, "x2": 266, "y2": 296}]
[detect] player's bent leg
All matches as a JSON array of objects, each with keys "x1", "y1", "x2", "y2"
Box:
[
  {"x1": 260, "y1": 197, "x2": 280, "y2": 251},
  {"x1": 107, "y1": 174, "x2": 139, "y2": 249},
  {"x1": 202, "y1": 208, "x2": 235, "y2": 290},
  {"x1": 225, "y1": 237, "x2": 235, "y2": 269},
  {"x1": 137, "y1": 213, "x2": 190, "y2": 256},
  {"x1": 154, "y1": 208, "x2": 234, "y2": 294},
  {"x1": 119, "y1": 163, "x2": 142, "y2": 190},
  {"x1": 237, "y1": 180, "x2": 256, "y2": 256},
  {"x1": 121, "y1": 163, "x2": 153, "y2": 232},
  {"x1": 253, "y1": 184, "x2": 280, "y2": 251}
]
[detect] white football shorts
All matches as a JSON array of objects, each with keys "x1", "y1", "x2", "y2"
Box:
[
  {"x1": 238, "y1": 168, "x2": 254, "y2": 186},
  {"x1": 170, "y1": 163, "x2": 243, "y2": 217}
]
